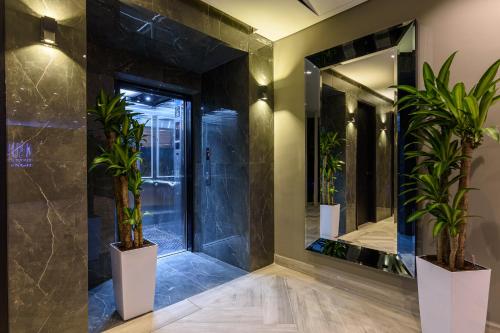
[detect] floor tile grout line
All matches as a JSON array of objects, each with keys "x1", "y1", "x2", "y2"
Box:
[{"x1": 151, "y1": 300, "x2": 203, "y2": 333}]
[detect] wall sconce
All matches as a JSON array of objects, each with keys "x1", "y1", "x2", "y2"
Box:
[
  {"x1": 347, "y1": 113, "x2": 355, "y2": 124},
  {"x1": 258, "y1": 85, "x2": 268, "y2": 101},
  {"x1": 41, "y1": 16, "x2": 58, "y2": 45}
]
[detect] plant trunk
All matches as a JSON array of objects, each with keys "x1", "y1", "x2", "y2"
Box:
[
  {"x1": 436, "y1": 228, "x2": 449, "y2": 265},
  {"x1": 457, "y1": 141, "x2": 473, "y2": 270},
  {"x1": 448, "y1": 231, "x2": 459, "y2": 272},
  {"x1": 134, "y1": 194, "x2": 143, "y2": 247},
  {"x1": 119, "y1": 175, "x2": 132, "y2": 250},
  {"x1": 437, "y1": 169, "x2": 451, "y2": 265}
]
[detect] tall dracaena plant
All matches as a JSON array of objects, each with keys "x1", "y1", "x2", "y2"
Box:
[
  {"x1": 320, "y1": 131, "x2": 344, "y2": 205},
  {"x1": 89, "y1": 90, "x2": 146, "y2": 250},
  {"x1": 397, "y1": 53, "x2": 500, "y2": 271}
]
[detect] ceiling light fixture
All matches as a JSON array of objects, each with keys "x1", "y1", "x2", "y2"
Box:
[
  {"x1": 41, "y1": 16, "x2": 58, "y2": 46},
  {"x1": 305, "y1": 70, "x2": 312, "y2": 75}
]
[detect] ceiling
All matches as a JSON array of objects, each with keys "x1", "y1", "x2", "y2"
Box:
[
  {"x1": 200, "y1": 0, "x2": 368, "y2": 41},
  {"x1": 332, "y1": 48, "x2": 396, "y2": 100}
]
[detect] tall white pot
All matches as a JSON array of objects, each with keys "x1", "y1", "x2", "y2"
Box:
[
  {"x1": 110, "y1": 241, "x2": 158, "y2": 320},
  {"x1": 417, "y1": 256, "x2": 491, "y2": 333},
  {"x1": 320, "y1": 204, "x2": 340, "y2": 240}
]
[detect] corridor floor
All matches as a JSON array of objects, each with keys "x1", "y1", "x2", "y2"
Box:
[{"x1": 103, "y1": 264, "x2": 421, "y2": 333}]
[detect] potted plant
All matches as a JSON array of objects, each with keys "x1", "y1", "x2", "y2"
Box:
[
  {"x1": 89, "y1": 90, "x2": 157, "y2": 320},
  {"x1": 398, "y1": 53, "x2": 499, "y2": 333},
  {"x1": 319, "y1": 131, "x2": 344, "y2": 239}
]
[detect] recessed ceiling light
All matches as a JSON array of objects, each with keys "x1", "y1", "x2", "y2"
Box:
[
  {"x1": 145, "y1": 96, "x2": 152, "y2": 102},
  {"x1": 391, "y1": 54, "x2": 395, "y2": 59}
]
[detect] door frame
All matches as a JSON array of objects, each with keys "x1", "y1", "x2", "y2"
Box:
[{"x1": 115, "y1": 80, "x2": 194, "y2": 253}]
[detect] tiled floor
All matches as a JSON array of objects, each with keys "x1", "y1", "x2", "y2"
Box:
[
  {"x1": 103, "y1": 264, "x2": 421, "y2": 333},
  {"x1": 88, "y1": 251, "x2": 247, "y2": 333}
]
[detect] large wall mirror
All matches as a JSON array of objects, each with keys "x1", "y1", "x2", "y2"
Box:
[{"x1": 304, "y1": 21, "x2": 417, "y2": 277}]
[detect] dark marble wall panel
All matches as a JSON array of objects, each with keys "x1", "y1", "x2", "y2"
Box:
[
  {"x1": 94, "y1": 0, "x2": 275, "y2": 273},
  {"x1": 196, "y1": 56, "x2": 251, "y2": 270},
  {"x1": 124, "y1": 0, "x2": 261, "y2": 54},
  {"x1": 5, "y1": 0, "x2": 88, "y2": 332},
  {"x1": 86, "y1": 17, "x2": 203, "y2": 288},
  {"x1": 0, "y1": 0, "x2": 7, "y2": 330},
  {"x1": 376, "y1": 104, "x2": 394, "y2": 220},
  {"x1": 249, "y1": 44, "x2": 274, "y2": 270},
  {"x1": 345, "y1": 94, "x2": 358, "y2": 233}
]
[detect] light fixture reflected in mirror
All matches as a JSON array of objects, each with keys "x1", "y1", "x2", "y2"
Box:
[
  {"x1": 41, "y1": 16, "x2": 57, "y2": 46},
  {"x1": 258, "y1": 85, "x2": 268, "y2": 101}
]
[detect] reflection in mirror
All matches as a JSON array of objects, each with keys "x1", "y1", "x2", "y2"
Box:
[{"x1": 304, "y1": 22, "x2": 416, "y2": 277}]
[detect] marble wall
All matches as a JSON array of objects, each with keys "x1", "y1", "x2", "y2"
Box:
[
  {"x1": 5, "y1": 0, "x2": 88, "y2": 332},
  {"x1": 248, "y1": 43, "x2": 274, "y2": 270},
  {"x1": 122, "y1": 0, "x2": 275, "y2": 271},
  {"x1": 0, "y1": 0, "x2": 7, "y2": 330},
  {"x1": 196, "y1": 56, "x2": 250, "y2": 269},
  {"x1": 87, "y1": 0, "x2": 274, "y2": 275}
]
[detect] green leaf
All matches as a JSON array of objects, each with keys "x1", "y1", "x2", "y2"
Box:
[
  {"x1": 474, "y1": 59, "x2": 500, "y2": 98},
  {"x1": 483, "y1": 127, "x2": 500, "y2": 142},
  {"x1": 432, "y1": 221, "x2": 446, "y2": 237},
  {"x1": 437, "y1": 51, "x2": 457, "y2": 88},
  {"x1": 407, "y1": 209, "x2": 428, "y2": 223}
]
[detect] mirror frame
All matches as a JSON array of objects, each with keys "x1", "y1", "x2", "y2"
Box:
[{"x1": 304, "y1": 21, "x2": 417, "y2": 278}]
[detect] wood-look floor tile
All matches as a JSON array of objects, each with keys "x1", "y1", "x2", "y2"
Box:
[{"x1": 110, "y1": 264, "x2": 420, "y2": 333}]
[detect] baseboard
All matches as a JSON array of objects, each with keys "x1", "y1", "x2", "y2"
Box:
[
  {"x1": 274, "y1": 254, "x2": 419, "y2": 316},
  {"x1": 488, "y1": 321, "x2": 500, "y2": 333},
  {"x1": 275, "y1": 254, "x2": 500, "y2": 331}
]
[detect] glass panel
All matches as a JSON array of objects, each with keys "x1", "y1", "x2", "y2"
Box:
[
  {"x1": 137, "y1": 115, "x2": 153, "y2": 178},
  {"x1": 157, "y1": 118, "x2": 174, "y2": 177},
  {"x1": 122, "y1": 87, "x2": 187, "y2": 257}
]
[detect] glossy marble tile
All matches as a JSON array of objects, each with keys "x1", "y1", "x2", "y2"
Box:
[{"x1": 89, "y1": 252, "x2": 246, "y2": 333}]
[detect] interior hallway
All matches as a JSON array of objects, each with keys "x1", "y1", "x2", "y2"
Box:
[{"x1": 103, "y1": 264, "x2": 420, "y2": 333}]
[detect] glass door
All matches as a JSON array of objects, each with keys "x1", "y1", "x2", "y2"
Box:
[{"x1": 120, "y1": 85, "x2": 187, "y2": 257}]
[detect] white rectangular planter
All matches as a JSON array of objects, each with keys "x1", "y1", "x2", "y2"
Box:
[
  {"x1": 110, "y1": 241, "x2": 158, "y2": 320},
  {"x1": 417, "y1": 256, "x2": 491, "y2": 333},
  {"x1": 320, "y1": 204, "x2": 340, "y2": 240}
]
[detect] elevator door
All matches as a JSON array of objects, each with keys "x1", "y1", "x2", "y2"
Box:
[{"x1": 121, "y1": 86, "x2": 188, "y2": 257}]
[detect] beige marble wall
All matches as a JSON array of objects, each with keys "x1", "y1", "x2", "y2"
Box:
[
  {"x1": 5, "y1": 0, "x2": 87, "y2": 332},
  {"x1": 274, "y1": 0, "x2": 500, "y2": 325}
]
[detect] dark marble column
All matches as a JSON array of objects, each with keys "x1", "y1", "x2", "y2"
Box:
[
  {"x1": 249, "y1": 43, "x2": 274, "y2": 270},
  {"x1": 0, "y1": 0, "x2": 8, "y2": 330},
  {"x1": 5, "y1": 1, "x2": 87, "y2": 332}
]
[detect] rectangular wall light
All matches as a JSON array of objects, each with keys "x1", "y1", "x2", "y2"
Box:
[
  {"x1": 41, "y1": 16, "x2": 57, "y2": 45},
  {"x1": 258, "y1": 85, "x2": 268, "y2": 101}
]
